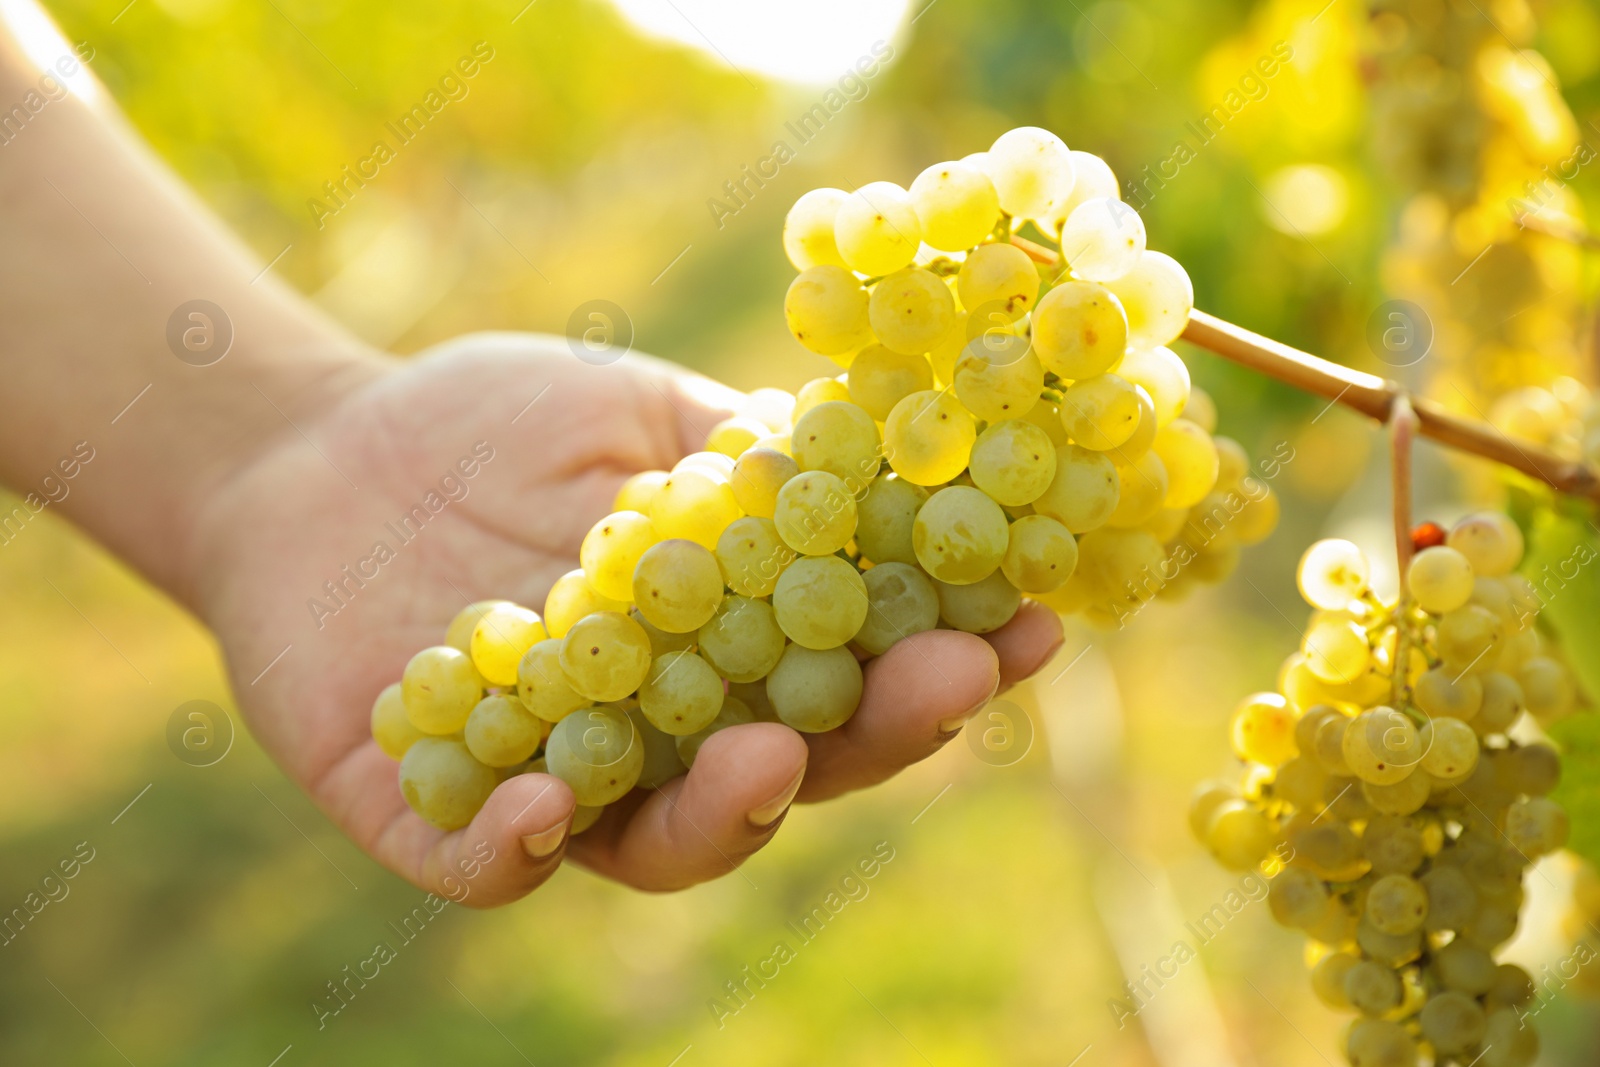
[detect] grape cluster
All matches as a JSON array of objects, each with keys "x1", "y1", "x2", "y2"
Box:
[
  {"x1": 1193, "y1": 513, "x2": 1579, "y2": 1067},
  {"x1": 1490, "y1": 377, "x2": 1600, "y2": 470},
  {"x1": 370, "y1": 125, "x2": 1281, "y2": 835}
]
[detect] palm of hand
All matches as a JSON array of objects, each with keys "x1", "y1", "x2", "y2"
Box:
[{"x1": 189, "y1": 333, "x2": 1060, "y2": 907}]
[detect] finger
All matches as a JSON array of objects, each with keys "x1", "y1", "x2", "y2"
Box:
[
  {"x1": 566, "y1": 722, "x2": 807, "y2": 891},
  {"x1": 417, "y1": 772, "x2": 577, "y2": 909},
  {"x1": 795, "y1": 629, "x2": 999, "y2": 804},
  {"x1": 983, "y1": 600, "x2": 1066, "y2": 691}
]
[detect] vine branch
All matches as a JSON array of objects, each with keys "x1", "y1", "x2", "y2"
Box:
[
  {"x1": 1008, "y1": 235, "x2": 1600, "y2": 504},
  {"x1": 1390, "y1": 395, "x2": 1416, "y2": 708}
]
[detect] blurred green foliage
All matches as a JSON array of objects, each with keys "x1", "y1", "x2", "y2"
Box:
[{"x1": 5, "y1": 0, "x2": 1600, "y2": 1063}]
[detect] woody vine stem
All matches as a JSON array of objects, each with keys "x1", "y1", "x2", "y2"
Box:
[{"x1": 1008, "y1": 235, "x2": 1600, "y2": 505}]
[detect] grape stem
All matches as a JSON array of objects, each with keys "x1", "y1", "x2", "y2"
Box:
[
  {"x1": 1007, "y1": 234, "x2": 1600, "y2": 503},
  {"x1": 1391, "y1": 394, "x2": 1416, "y2": 709}
]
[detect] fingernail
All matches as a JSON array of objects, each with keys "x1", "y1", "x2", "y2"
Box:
[
  {"x1": 938, "y1": 677, "x2": 1001, "y2": 735},
  {"x1": 747, "y1": 767, "x2": 806, "y2": 829},
  {"x1": 521, "y1": 817, "x2": 571, "y2": 859}
]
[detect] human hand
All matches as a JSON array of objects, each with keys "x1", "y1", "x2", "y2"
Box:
[{"x1": 186, "y1": 332, "x2": 1064, "y2": 907}]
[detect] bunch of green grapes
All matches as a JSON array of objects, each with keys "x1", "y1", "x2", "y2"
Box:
[
  {"x1": 1488, "y1": 377, "x2": 1600, "y2": 470},
  {"x1": 371, "y1": 125, "x2": 1285, "y2": 833},
  {"x1": 1192, "y1": 515, "x2": 1580, "y2": 1067}
]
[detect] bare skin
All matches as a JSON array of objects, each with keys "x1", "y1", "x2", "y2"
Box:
[{"x1": 0, "y1": 16, "x2": 1063, "y2": 907}]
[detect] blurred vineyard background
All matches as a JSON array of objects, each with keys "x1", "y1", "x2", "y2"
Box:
[{"x1": 3, "y1": 0, "x2": 1600, "y2": 1063}]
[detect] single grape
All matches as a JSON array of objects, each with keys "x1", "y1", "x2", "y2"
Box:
[
  {"x1": 1297, "y1": 538, "x2": 1370, "y2": 611},
  {"x1": 784, "y1": 265, "x2": 872, "y2": 355},
  {"x1": 968, "y1": 419, "x2": 1058, "y2": 507},
  {"x1": 1047, "y1": 150, "x2": 1120, "y2": 232},
  {"x1": 1500, "y1": 742, "x2": 1560, "y2": 795},
  {"x1": 1033, "y1": 444, "x2": 1120, "y2": 533},
  {"x1": 791, "y1": 400, "x2": 882, "y2": 487},
  {"x1": 782, "y1": 187, "x2": 849, "y2": 270},
  {"x1": 883, "y1": 389, "x2": 977, "y2": 486},
  {"x1": 1414, "y1": 666, "x2": 1482, "y2": 720},
  {"x1": 908, "y1": 160, "x2": 1000, "y2": 251},
  {"x1": 1437, "y1": 605, "x2": 1504, "y2": 675},
  {"x1": 855, "y1": 474, "x2": 929, "y2": 565},
  {"x1": 1479, "y1": 1007, "x2": 1539, "y2": 1067},
  {"x1": 793, "y1": 376, "x2": 851, "y2": 424},
  {"x1": 773, "y1": 470, "x2": 858, "y2": 556},
  {"x1": 847, "y1": 345, "x2": 934, "y2": 422},
  {"x1": 1342, "y1": 707, "x2": 1420, "y2": 785},
  {"x1": 1230, "y1": 692, "x2": 1296, "y2": 765},
  {"x1": 934, "y1": 570, "x2": 1021, "y2": 633},
  {"x1": 1406, "y1": 545, "x2": 1475, "y2": 614},
  {"x1": 766, "y1": 644, "x2": 863, "y2": 733},
  {"x1": 1105, "y1": 451, "x2": 1168, "y2": 529},
  {"x1": 772, "y1": 555, "x2": 869, "y2": 650},
  {"x1": 371, "y1": 682, "x2": 426, "y2": 760},
  {"x1": 697, "y1": 595, "x2": 787, "y2": 683},
  {"x1": 674, "y1": 451, "x2": 736, "y2": 483},
  {"x1": 571, "y1": 803, "x2": 605, "y2": 834},
  {"x1": 1212, "y1": 436, "x2": 1249, "y2": 491},
  {"x1": 854, "y1": 562, "x2": 940, "y2": 655},
  {"x1": 1031, "y1": 279, "x2": 1128, "y2": 379},
  {"x1": 464, "y1": 694, "x2": 545, "y2": 768},
  {"x1": 1476, "y1": 671, "x2": 1524, "y2": 733},
  {"x1": 1366, "y1": 873, "x2": 1428, "y2": 935},
  {"x1": 1103, "y1": 250, "x2": 1193, "y2": 348},
  {"x1": 1204, "y1": 799, "x2": 1276, "y2": 870},
  {"x1": 650, "y1": 468, "x2": 742, "y2": 550},
  {"x1": 1519, "y1": 655, "x2": 1574, "y2": 719},
  {"x1": 953, "y1": 334, "x2": 1046, "y2": 423},
  {"x1": 1364, "y1": 816, "x2": 1424, "y2": 875},
  {"x1": 633, "y1": 539, "x2": 725, "y2": 634},
  {"x1": 675, "y1": 694, "x2": 757, "y2": 768},
  {"x1": 559, "y1": 611, "x2": 653, "y2": 702},
  {"x1": 625, "y1": 704, "x2": 687, "y2": 790},
  {"x1": 1344, "y1": 1018, "x2": 1415, "y2": 1067},
  {"x1": 1417, "y1": 991, "x2": 1486, "y2": 1055},
  {"x1": 1060, "y1": 197, "x2": 1146, "y2": 281},
  {"x1": 403, "y1": 645, "x2": 485, "y2": 734},
  {"x1": 869, "y1": 268, "x2": 958, "y2": 355},
  {"x1": 545, "y1": 705, "x2": 643, "y2": 806},
  {"x1": 469, "y1": 604, "x2": 547, "y2": 687},
  {"x1": 983, "y1": 126, "x2": 1076, "y2": 219},
  {"x1": 729, "y1": 447, "x2": 799, "y2": 519},
  {"x1": 444, "y1": 599, "x2": 513, "y2": 653},
  {"x1": 715, "y1": 516, "x2": 794, "y2": 598},
  {"x1": 1150, "y1": 418, "x2": 1217, "y2": 508},
  {"x1": 1002, "y1": 514, "x2": 1078, "y2": 593},
  {"x1": 637, "y1": 650, "x2": 724, "y2": 736},
  {"x1": 613, "y1": 470, "x2": 669, "y2": 514},
  {"x1": 956, "y1": 242, "x2": 1040, "y2": 322},
  {"x1": 705, "y1": 416, "x2": 771, "y2": 459},
  {"x1": 517, "y1": 638, "x2": 592, "y2": 722},
  {"x1": 1505, "y1": 796, "x2": 1568, "y2": 857},
  {"x1": 834, "y1": 181, "x2": 921, "y2": 275},
  {"x1": 913, "y1": 485, "x2": 1009, "y2": 585},
  {"x1": 580, "y1": 510, "x2": 658, "y2": 602},
  {"x1": 1419, "y1": 717, "x2": 1479, "y2": 779},
  {"x1": 399, "y1": 737, "x2": 498, "y2": 830},
  {"x1": 1447, "y1": 511, "x2": 1524, "y2": 576},
  {"x1": 1267, "y1": 865, "x2": 1329, "y2": 929},
  {"x1": 1187, "y1": 779, "x2": 1237, "y2": 840},
  {"x1": 1059, "y1": 373, "x2": 1142, "y2": 451},
  {"x1": 1362, "y1": 770, "x2": 1432, "y2": 815},
  {"x1": 1310, "y1": 952, "x2": 1358, "y2": 1010},
  {"x1": 742, "y1": 387, "x2": 796, "y2": 433},
  {"x1": 544, "y1": 569, "x2": 628, "y2": 640}
]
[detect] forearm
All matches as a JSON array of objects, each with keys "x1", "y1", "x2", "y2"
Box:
[{"x1": 0, "y1": 16, "x2": 386, "y2": 608}]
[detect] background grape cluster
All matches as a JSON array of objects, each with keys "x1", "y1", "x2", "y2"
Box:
[{"x1": 1194, "y1": 515, "x2": 1581, "y2": 1066}]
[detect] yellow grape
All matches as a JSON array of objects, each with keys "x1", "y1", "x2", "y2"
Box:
[
  {"x1": 545, "y1": 705, "x2": 643, "y2": 806},
  {"x1": 543, "y1": 569, "x2": 627, "y2": 639},
  {"x1": 1059, "y1": 197, "x2": 1146, "y2": 281},
  {"x1": 983, "y1": 126, "x2": 1076, "y2": 220},
  {"x1": 558, "y1": 611, "x2": 653, "y2": 702},
  {"x1": 1031, "y1": 279, "x2": 1128, "y2": 379},
  {"x1": 444, "y1": 599, "x2": 513, "y2": 654},
  {"x1": 1047, "y1": 150, "x2": 1120, "y2": 232},
  {"x1": 579, "y1": 511, "x2": 658, "y2": 602},
  {"x1": 833, "y1": 181, "x2": 921, "y2": 275},
  {"x1": 650, "y1": 468, "x2": 742, "y2": 550},
  {"x1": 766, "y1": 644, "x2": 863, "y2": 733},
  {"x1": 934, "y1": 570, "x2": 1022, "y2": 633},
  {"x1": 782, "y1": 187, "x2": 849, "y2": 270},
  {"x1": 470, "y1": 604, "x2": 548, "y2": 688},
  {"x1": 847, "y1": 345, "x2": 934, "y2": 421},
  {"x1": 633, "y1": 539, "x2": 725, "y2": 634},
  {"x1": 772, "y1": 555, "x2": 869, "y2": 650},
  {"x1": 956, "y1": 243, "x2": 1040, "y2": 322},
  {"x1": 675, "y1": 694, "x2": 758, "y2": 768},
  {"x1": 773, "y1": 470, "x2": 858, "y2": 556},
  {"x1": 1059, "y1": 373, "x2": 1142, "y2": 450},
  {"x1": 371, "y1": 682, "x2": 426, "y2": 760},
  {"x1": 1105, "y1": 451, "x2": 1167, "y2": 528},
  {"x1": 883, "y1": 389, "x2": 976, "y2": 486},
  {"x1": 791, "y1": 400, "x2": 882, "y2": 487},
  {"x1": 637, "y1": 650, "x2": 724, "y2": 736},
  {"x1": 855, "y1": 474, "x2": 929, "y2": 565},
  {"x1": 1296, "y1": 538, "x2": 1370, "y2": 611},
  {"x1": 1033, "y1": 444, "x2": 1119, "y2": 533},
  {"x1": 627, "y1": 705, "x2": 688, "y2": 790},
  {"x1": 517, "y1": 638, "x2": 592, "y2": 722},
  {"x1": 399, "y1": 737, "x2": 497, "y2": 830},
  {"x1": 1229, "y1": 691, "x2": 1296, "y2": 765},
  {"x1": 1447, "y1": 512, "x2": 1524, "y2": 576},
  {"x1": 953, "y1": 335, "x2": 1046, "y2": 422},
  {"x1": 705, "y1": 416, "x2": 771, "y2": 458},
  {"x1": 1302, "y1": 617, "x2": 1370, "y2": 685},
  {"x1": 908, "y1": 160, "x2": 1000, "y2": 251},
  {"x1": 697, "y1": 595, "x2": 787, "y2": 683},
  {"x1": 784, "y1": 265, "x2": 872, "y2": 355},
  {"x1": 1407, "y1": 545, "x2": 1475, "y2": 614},
  {"x1": 968, "y1": 419, "x2": 1058, "y2": 506},
  {"x1": 464, "y1": 694, "x2": 544, "y2": 768},
  {"x1": 868, "y1": 268, "x2": 957, "y2": 355},
  {"x1": 1151, "y1": 418, "x2": 1218, "y2": 508},
  {"x1": 1104, "y1": 250, "x2": 1193, "y2": 349},
  {"x1": 913, "y1": 485, "x2": 1009, "y2": 584},
  {"x1": 402, "y1": 645, "x2": 484, "y2": 734},
  {"x1": 715, "y1": 515, "x2": 794, "y2": 597},
  {"x1": 729, "y1": 447, "x2": 799, "y2": 519},
  {"x1": 1116, "y1": 346, "x2": 1191, "y2": 427},
  {"x1": 854, "y1": 562, "x2": 940, "y2": 655},
  {"x1": 793, "y1": 376, "x2": 851, "y2": 423}
]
